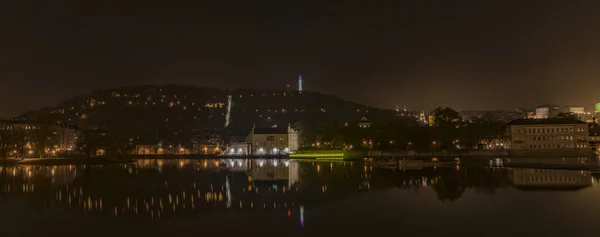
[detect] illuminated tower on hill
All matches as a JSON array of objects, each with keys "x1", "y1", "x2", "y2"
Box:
[{"x1": 298, "y1": 74, "x2": 303, "y2": 93}]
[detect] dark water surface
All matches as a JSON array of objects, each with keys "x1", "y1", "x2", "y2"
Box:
[{"x1": 1, "y1": 158, "x2": 599, "y2": 237}]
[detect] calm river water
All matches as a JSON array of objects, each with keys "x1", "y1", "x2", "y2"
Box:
[{"x1": 0, "y1": 158, "x2": 599, "y2": 237}]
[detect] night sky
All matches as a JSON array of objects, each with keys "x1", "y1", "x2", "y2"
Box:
[{"x1": 2, "y1": 1, "x2": 600, "y2": 118}]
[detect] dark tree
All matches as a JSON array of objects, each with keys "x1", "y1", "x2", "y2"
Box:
[{"x1": 77, "y1": 130, "x2": 107, "y2": 158}]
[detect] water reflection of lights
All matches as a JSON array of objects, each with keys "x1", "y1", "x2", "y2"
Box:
[
  {"x1": 259, "y1": 160, "x2": 265, "y2": 167},
  {"x1": 226, "y1": 176, "x2": 231, "y2": 208},
  {"x1": 0, "y1": 160, "x2": 308, "y2": 220},
  {"x1": 300, "y1": 205, "x2": 304, "y2": 227}
]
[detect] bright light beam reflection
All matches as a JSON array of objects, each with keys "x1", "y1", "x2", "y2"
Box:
[
  {"x1": 226, "y1": 176, "x2": 231, "y2": 208},
  {"x1": 300, "y1": 205, "x2": 304, "y2": 227}
]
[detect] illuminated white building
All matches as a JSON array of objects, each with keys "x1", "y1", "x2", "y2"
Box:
[
  {"x1": 570, "y1": 107, "x2": 585, "y2": 114},
  {"x1": 535, "y1": 105, "x2": 585, "y2": 119},
  {"x1": 358, "y1": 117, "x2": 371, "y2": 128},
  {"x1": 250, "y1": 124, "x2": 298, "y2": 155},
  {"x1": 535, "y1": 107, "x2": 551, "y2": 119},
  {"x1": 507, "y1": 118, "x2": 591, "y2": 156}
]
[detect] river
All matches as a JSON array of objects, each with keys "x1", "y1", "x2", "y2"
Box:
[{"x1": 0, "y1": 158, "x2": 599, "y2": 236}]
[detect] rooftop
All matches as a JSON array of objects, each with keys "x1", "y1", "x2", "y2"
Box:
[
  {"x1": 253, "y1": 127, "x2": 288, "y2": 134},
  {"x1": 507, "y1": 118, "x2": 585, "y2": 125}
]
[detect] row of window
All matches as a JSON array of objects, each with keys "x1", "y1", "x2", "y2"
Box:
[
  {"x1": 515, "y1": 176, "x2": 579, "y2": 183},
  {"x1": 523, "y1": 135, "x2": 587, "y2": 141},
  {"x1": 0, "y1": 126, "x2": 41, "y2": 130},
  {"x1": 265, "y1": 136, "x2": 286, "y2": 141},
  {"x1": 518, "y1": 143, "x2": 588, "y2": 149},
  {"x1": 523, "y1": 169, "x2": 576, "y2": 174},
  {"x1": 516, "y1": 127, "x2": 586, "y2": 134}
]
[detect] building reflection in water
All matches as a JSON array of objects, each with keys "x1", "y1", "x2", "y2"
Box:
[
  {"x1": 0, "y1": 159, "x2": 304, "y2": 221},
  {"x1": 2, "y1": 160, "x2": 599, "y2": 222},
  {"x1": 507, "y1": 168, "x2": 592, "y2": 190}
]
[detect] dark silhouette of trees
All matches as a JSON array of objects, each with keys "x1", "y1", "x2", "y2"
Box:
[
  {"x1": 432, "y1": 107, "x2": 463, "y2": 128},
  {"x1": 296, "y1": 106, "x2": 511, "y2": 153},
  {"x1": 77, "y1": 129, "x2": 107, "y2": 158},
  {"x1": 0, "y1": 128, "x2": 15, "y2": 158}
]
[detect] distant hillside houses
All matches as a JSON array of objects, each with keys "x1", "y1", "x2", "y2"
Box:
[{"x1": 15, "y1": 85, "x2": 395, "y2": 155}]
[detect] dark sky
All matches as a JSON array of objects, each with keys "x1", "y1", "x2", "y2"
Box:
[{"x1": 2, "y1": 1, "x2": 600, "y2": 118}]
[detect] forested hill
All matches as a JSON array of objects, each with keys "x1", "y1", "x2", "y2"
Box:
[{"x1": 17, "y1": 85, "x2": 395, "y2": 143}]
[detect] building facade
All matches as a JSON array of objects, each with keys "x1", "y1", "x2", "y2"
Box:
[
  {"x1": 250, "y1": 125, "x2": 298, "y2": 155},
  {"x1": 358, "y1": 117, "x2": 371, "y2": 128},
  {"x1": 588, "y1": 125, "x2": 600, "y2": 152},
  {"x1": 534, "y1": 105, "x2": 587, "y2": 120},
  {"x1": 428, "y1": 113, "x2": 435, "y2": 127},
  {"x1": 507, "y1": 118, "x2": 591, "y2": 156},
  {"x1": 191, "y1": 144, "x2": 221, "y2": 155},
  {"x1": 534, "y1": 107, "x2": 553, "y2": 119},
  {"x1": 52, "y1": 125, "x2": 78, "y2": 152},
  {"x1": 225, "y1": 131, "x2": 252, "y2": 155},
  {"x1": 0, "y1": 121, "x2": 79, "y2": 157}
]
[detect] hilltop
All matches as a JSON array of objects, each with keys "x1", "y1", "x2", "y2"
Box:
[{"x1": 17, "y1": 85, "x2": 395, "y2": 144}]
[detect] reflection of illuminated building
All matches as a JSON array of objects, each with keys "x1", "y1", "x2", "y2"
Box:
[
  {"x1": 0, "y1": 158, "x2": 403, "y2": 222},
  {"x1": 249, "y1": 160, "x2": 299, "y2": 187},
  {"x1": 507, "y1": 168, "x2": 592, "y2": 190},
  {"x1": 0, "y1": 159, "x2": 304, "y2": 220}
]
